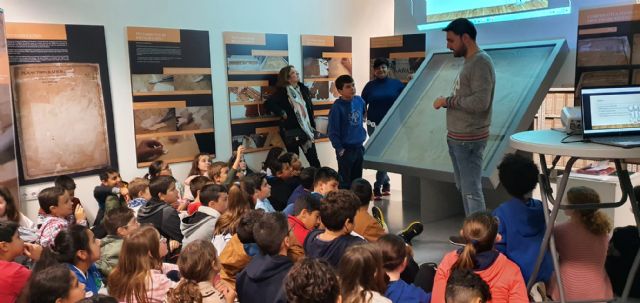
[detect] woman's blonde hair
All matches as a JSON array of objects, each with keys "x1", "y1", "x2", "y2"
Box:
[
  {"x1": 108, "y1": 225, "x2": 163, "y2": 303},
  {"x1": 338, "y1": 244, "x2": 387, "y2": 303},
  {"x1": 166, "y1": 240, "x2": 220, "y2": 303},
  {"x1": 453, "y1": 211, "x2": 499, "y2": 271},
  {"x1": 567, "y1": 186, "x2": 612, "y2": 235}
]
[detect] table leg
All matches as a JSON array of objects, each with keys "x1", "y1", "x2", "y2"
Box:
[{"x1": 614, "y1": 160, "x2": 640, "y2": 302}]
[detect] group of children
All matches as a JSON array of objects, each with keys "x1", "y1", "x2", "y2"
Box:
[{"x1": 0, "y1": 125, "x2": 639, "y2": 302}]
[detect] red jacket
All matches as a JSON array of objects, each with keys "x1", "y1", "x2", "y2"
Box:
[
  {"x1": 287, "y1": 215, "x2": 311, "y2": 246},
  {"x1": 432, "y1": 251, "x2": 528, "y2": 303}
]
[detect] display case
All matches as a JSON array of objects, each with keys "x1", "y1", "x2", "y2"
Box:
[{"x1": 365, "y1": 40, "x2": 569, "y2": 188}]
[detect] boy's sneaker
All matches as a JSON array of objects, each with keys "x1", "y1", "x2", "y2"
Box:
[
  {"x1": 371, "y1": 206, "x2": 387, "y2": 230},
  {"x1": 399, "y1": 221, "x2": 424, "y2": 244},
  {"x1": 382, "y1": 184, "x2": 391, "y2": 196},
  {"x1": 448, "y1": 235, "x2": 466, "y2": 246},
  {"x1": 373, "y1": 188, "x2": 383, "y2": 200}
]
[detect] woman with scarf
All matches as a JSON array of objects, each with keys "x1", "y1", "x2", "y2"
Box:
[{"x1": 265, "y1": 65, "x2": 321, "y2": 168}]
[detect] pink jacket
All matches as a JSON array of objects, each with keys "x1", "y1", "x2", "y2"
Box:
[{"x1": 117, "y1": 269, "x2": 175, "y2": 303}]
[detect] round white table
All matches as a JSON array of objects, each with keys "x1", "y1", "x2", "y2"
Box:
[{"x1": 510, "y1": 130, "x2": 640, "y2": 303}]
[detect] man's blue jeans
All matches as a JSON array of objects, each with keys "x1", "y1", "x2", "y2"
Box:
[{"x1": 447, "y1": 138, "x2": 487, "y2": 216}]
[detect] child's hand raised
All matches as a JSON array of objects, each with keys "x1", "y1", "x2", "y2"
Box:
[
  {"x1": 215, "y1": 280, "x2": 237, "y2": 303},
  {"x1": 74, "y1": 204, "x2": 86, "y2": 222},
  {"x1": 23, "y1": 243, "x2": 43, "y2": 261}
]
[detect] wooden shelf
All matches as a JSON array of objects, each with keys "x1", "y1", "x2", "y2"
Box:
[
  {"x1": 135, "y1": 128, "x2": 214, "y2": 139},
  {"x1": 304, "y1": 77, "x2": 336, "y2": 82},
  {"x1": 132, "y1": 90, "x2": 212, "y2": 96},
  {"x1": 231, "y1": 116, "x2": 279, "y2": 125},
  {"x1": 230, "y1": 101, "x2": 265, "y2": 106},
  {"x1": 313, "y1": 100, "x2": 334, "y2": 105},
  {"x1": 227, "y1": 70, "x2": 279, "y2": 75},
  {"x1": 244, "y1": 146, "x2": 280, "y2": 153}
]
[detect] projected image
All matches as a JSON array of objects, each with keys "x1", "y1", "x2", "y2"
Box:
[{"x1": 419, "y1": 0, "x2": 571, "y2": 30}]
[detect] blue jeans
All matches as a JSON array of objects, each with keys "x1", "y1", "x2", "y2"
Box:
[
  {"x1": 368, "y1": 125, "x2": 390, "y2": 192},
  {"x1": 447, "y1": 139, "x2": 487, "y2": 216}
]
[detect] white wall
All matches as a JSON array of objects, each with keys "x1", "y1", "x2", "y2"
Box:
[
  {"x1": 394, "y1": 0, "x2": 636, "y2": 87},
  {"x1": 2, "y1": 0, "x2": 395, "y2": 221}
]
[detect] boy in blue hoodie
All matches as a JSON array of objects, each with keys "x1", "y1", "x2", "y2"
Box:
[
  {"x1": 328, "y1": 74, "x2": 367, "y2": 189},
  {"x1": 492, "y1": 153, "x2": 553, "y2": 284}
]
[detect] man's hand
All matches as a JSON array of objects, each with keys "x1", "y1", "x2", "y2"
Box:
[{"x1": 433, "y1": 97, "x2": 447, "y2": 110}]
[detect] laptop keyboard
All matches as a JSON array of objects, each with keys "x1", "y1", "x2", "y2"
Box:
[{"x1": 592, "y1": 136, "x2": 640, "y2": 145}]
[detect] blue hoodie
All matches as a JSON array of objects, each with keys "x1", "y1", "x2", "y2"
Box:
[
  {"x1": 385, "y1": 279, "x2": 430, "y2": 303},
  {"x1": 493, "y1": 197, "x2": 553, "y2": 283},
  {"x1": 362, "y1": 77, "x2": 405, "y2": 124},
  {"x1": 327, "y1": 96, "x2": 367, "y2": 152}
]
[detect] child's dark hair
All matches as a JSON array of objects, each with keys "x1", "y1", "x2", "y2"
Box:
[
  {"x1": 166, "y1": 240, "x2": 219, "y2": 303},
  {"x1": 293, "y1": 194, "x2": 321, "y2": 216},
  {"x1": 209, "y1": 161, "x2": 228, "y2": 181},
  {"x1": 0, "y1": 221, "x2": 19, "y2": 242},
  {"x1": 350, "y1": 178, "x2": 373, "y2": 207},
  {"x1": 145, "y1": 160, "x2": 165, "y2": 180},
  {"x1": 442, "y1": 18, "x2": 477, "y2": 40},
  {"x1": 314, "y1": 167, "x2": 339, "y2": 187},
  {"x1": 200, "y1": 184, "x2": 228, "y2": 206},
  {"x1": 27, "y1": 264, "x2": 78, "y2": 303},
  {"x1": 373, "y1": 58, "x2": 390, "y2": 69},
  {"x1": 445, "y1": 269, "x2": 491, "y2": 303},
  {"x1": 253, "y1": 212, "x2": 289, "y2": 255},
  {"x1": 567, "y1": 186, "x2": 612, "y2": 235},
  {"x1": 335, "y1": 74, "x2": 354, "y2": 90},
  {"x1": 77, "y1": 295, "x2": 119, "y2": 303},
  {"x1": 338, "y1": 244, "x2": 387, "y2": 303},
  {"x1": 33, "y1": 225, "x2": 94, "y2": 273},
  {"x1": 237, "y1": 209, "x2": 265, "y2": 244},
  {"x1": 54, "y1": 175, "x2": 76, "y2": 191},
  {"x1": 38, "y1": 186, "x2": 66, "y2": 214},
  {"x1": 263, "y1": 147, "x2": 284, "y2": 171},
  {"x1": 498, "y1": 153, "x2": 539, "y2": 200},
  {"x1": 0, "y1": 186, "x2": 19, "y2": 222},
  {"x1": 128, "y1": 178, "x2": 149, "y2": 199},
  {"x1": 377, "y1": 234, "x2": 408, "y2": 271},
  {"x1": 242, "y1": 173, "x2": 266, "y2": 197},
  {"x1": 270, "y1": 158, "x2": 286, "y2": 176},
  {"x1": 453, "y1": 211, "x2": 499, "y2": 271},
  {"x1": 149, "y1": 175, "x2": 176, "y2": 199},
  {"x1": 285, "y1": 258, "x2": 340, "y2": 303},
  {"x1": 299, "y1": 167, "x2": 317, "y2": 190},
  {"x1": 99, "y1": 167, "x2": 119, "y2": 182},
  {"x1": 189, "y1": 175, "x2": 211, "y2": 199},
  {"x1": 278, "y1": 152, "x2": 295, "y2": 166},
  {"x1": 103, "y1": 207, "x2": 135, "y2": 236},
  {"x1": 321, "y1": 190, "x2": 359, "y2": 231}
]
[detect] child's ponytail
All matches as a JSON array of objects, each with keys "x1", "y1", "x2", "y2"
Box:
[{"x1": 452, "y1": 211, "x2": 499, "y2": 271}]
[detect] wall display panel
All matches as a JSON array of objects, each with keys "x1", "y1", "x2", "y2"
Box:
[
  {"x1": 364, "y1": 40, "x2": 568, "y2": 186},
  {"x1": 370, "y1": 34, "x2": 426, "y2": 83},
  {"x1": 127, "y1": 27, "x2": 215, "y2": 167},
  {"x1": 575, "y1": 4, "x2": 640, "y2": 104},
  {"x1": 301, "y1": 35, "x2": 352, "y2": 141},
  {"x1": 7, "y1": 23, "x2": 118, "y2": 185},
  {"x1": 0, "y1": 10, "x2": 19, "y2": 202},
  {"x1": 224, "y1": 32, "x2": 288, "y2": 153}
]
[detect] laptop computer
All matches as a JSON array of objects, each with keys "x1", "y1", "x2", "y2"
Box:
[{"x1": 581, "y1": 86, "x2": 640, "y2": 148}]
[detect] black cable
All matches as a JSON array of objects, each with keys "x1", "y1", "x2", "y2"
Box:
[{"x1": 560, "y1": 133, "x2": 587, "y2": 144}]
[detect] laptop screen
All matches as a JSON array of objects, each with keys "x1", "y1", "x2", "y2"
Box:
[{"x1": 581, "y1": 86, "x2": 640, "y2": 138}]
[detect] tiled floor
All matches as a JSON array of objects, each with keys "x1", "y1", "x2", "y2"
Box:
[{"x1": 363, "y1": 169, "x2": 462, "y2": 265}]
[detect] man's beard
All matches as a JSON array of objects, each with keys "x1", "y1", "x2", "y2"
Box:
[{"x1": 453, "y1": 45, "x2": 467, "y2": 58}]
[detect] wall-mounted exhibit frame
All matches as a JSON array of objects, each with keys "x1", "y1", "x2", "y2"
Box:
[
  {"x1": 7, "y1": 22, "x2": 118, "y2": 185},
  {"x1": 369, "y1": 34, "x2": 426, "y2": 83},
  {"x1": 127, "y1": 27, "x2": 215, "y2": 167},
  {"x1": 301, "y1": 35, "x2": 352, "y2": 141},
  {"x1": 364, "y1": 40, "x2": 568, "y2": 221},
  {"x1": 224, "y1": 32, "x2": 289, "y2": 153},
  {"x1": 575, "y1": 4, "x2": 640, "y2": 104},
  {"x1": 0, "y1": 9, "x2": 19, "y2": 202}
]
